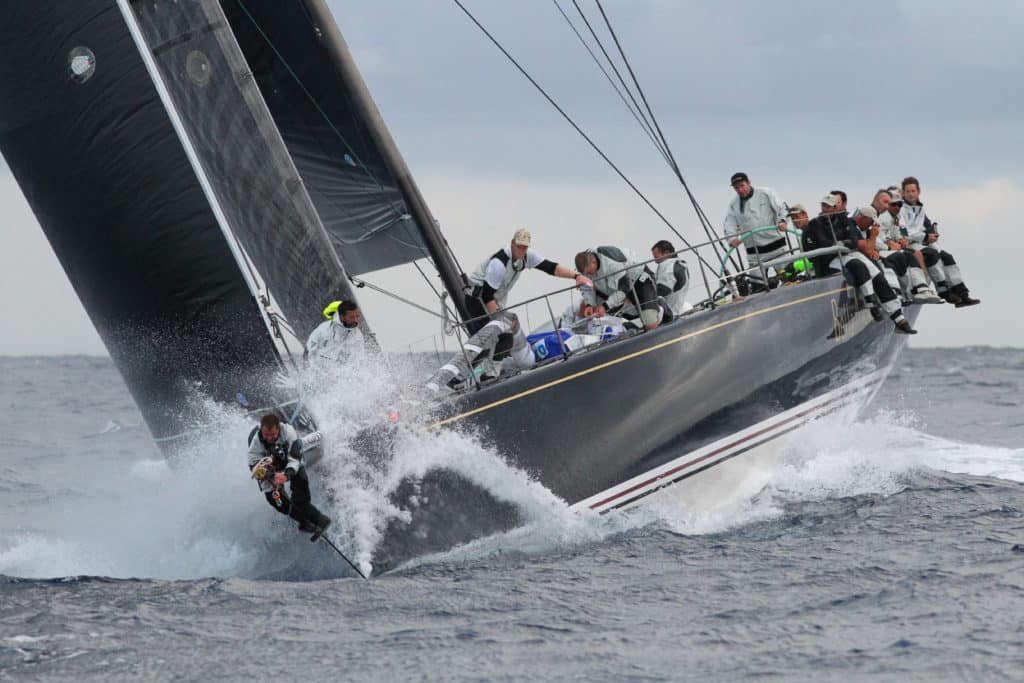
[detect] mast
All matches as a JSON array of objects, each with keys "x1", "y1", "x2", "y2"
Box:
[{"x1": 301, "y1": 0, "x2": 471, "y2": 322}]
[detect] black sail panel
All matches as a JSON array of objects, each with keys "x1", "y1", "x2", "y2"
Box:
[
  {"x1": 127, "y1": 0, "x2": 353, "y2": 340},
  {"x1": 0, "y1": 2, "x2": 286, "y2": 444},
  {"x1": 219, "y1": 0, "x2": 433, "y2": 276}
]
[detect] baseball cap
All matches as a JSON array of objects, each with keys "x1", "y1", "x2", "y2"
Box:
[
  {"x1": 820, "y1": 193, "x2": 839, "y2": 207},
  {"x1": 512, "y1": 228, "x2": 532, "y2": 247},
  {"x1": 729, "y1": 172, "x2": 749, "y2": 186}
]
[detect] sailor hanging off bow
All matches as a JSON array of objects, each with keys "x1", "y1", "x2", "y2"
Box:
[{"x1": 247, "y1": 413, "x2": 331, "y2": 540}]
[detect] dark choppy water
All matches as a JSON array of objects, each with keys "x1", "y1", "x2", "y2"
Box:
[{"x1": 2, "y1": 348, "x2": 1023, "y2": 681}]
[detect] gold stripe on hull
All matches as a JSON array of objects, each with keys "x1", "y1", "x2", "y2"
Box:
[{"x1": 428, "y1": 285, "x2": 850, "y2": 429}]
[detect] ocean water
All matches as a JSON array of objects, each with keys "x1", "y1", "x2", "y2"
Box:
[{"x1": 1, "y1": 348, "x2": 1023, "y2": 681}]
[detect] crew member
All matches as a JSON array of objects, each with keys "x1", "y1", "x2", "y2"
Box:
[
  {"x1": 898, "y1": 176, "x2": 980, "y2": 307},
  {"x1": 574, "y1": 245, "x2": 661, "y2": 331},
  {"x1": 247, "y1": 413, "x2": 330, "y2": 537},
  {"x1": 723, "y1": 172, "x2": 792, "y2": 291},
  {"x1": 305, "y1": 300, "x2": 365, "y2": 364},
  {"x1": 465, "y1": 228, "x2": 592, "y2": 334},
  {"x1": 651, "y1": 240, "x2": 689, "y2": 320},
  {"x1": 787, "y1": 204, "x2": 810, "y2": 233},
  {"x1": 870, "y1": 189, "x2": 939, "y2": 303},
  {"x1": 802, "y1": 197, "x2": 916, "y2": 334}
]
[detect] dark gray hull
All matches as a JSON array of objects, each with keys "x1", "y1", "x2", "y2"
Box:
[{"x1": 429, "y1": 276, "x2": 915, "y2": 509}]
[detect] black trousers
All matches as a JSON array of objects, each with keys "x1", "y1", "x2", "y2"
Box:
[
  {"x1": 881, "y1": 250, "x2": 917, "y2": 277},
  {"x1": 626, "y1": 278, "x2": 659, "y2": 312},
  {"x1": 464, "y1": 291, "x2": 490, "y2": 336},
  {"x1": 464, "y1": 291, "x2": 514, "y2": 360},
  {"x1": 913, "y1": 246, "x2": 940, "y2": 268},
  {"x1": 844, "y1": 259, "x2": 899, "y2": 305},
  {"x1": 264, "y1": 469, "x2": 329, "y2": 528}
]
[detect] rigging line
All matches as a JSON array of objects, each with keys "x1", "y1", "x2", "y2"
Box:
[
  {"x1": 413, "y1": 259, "x2": 461, "y2": 321},
  {"x1": 571, "y1": 1, "x2": 732, "y2": 273},
  {"x1": 350, "y1": 275, "x2": 445, "y2": 320},
  {"x1": 233, "y1": 0, "x2": 405, "y2": 219},
  {"x1": 572, "y1": 0, "x2": 732, "y2": 270},
  {"x1": 550, "y1": 0, "x2": 669, "y2": 165},
  {"x1": 270, "y1": 311, "x2": 298, "y2": 338},
  {"x1": 592, "y1": 0, "x2": 738, "y2": 271},
  {"x1": 450, "y1": 0, "x2": 717, "y2": 273},
  {"x1": 567, "y1": 0, "x2": 661, "y2": 154},
  {"x1": 413, "y1": 259, "x2": 442, "y2": 299}
]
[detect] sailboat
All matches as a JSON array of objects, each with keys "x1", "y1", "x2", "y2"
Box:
[{"x1": 1, "y1": 2, "x2": 917, "y2": 567}]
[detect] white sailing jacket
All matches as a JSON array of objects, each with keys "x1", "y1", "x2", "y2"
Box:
[
  {"x1": 723, "y1": 186, "x2": 789, "y2": 248},
  {"x1": 653, "y1": 257, "x2": 689, "y2": 317},
  {"x1": 876, "y1": 211, "x2": 902, "y2": 253},
  {"x1": 305, "y1": 314, "x2": 365, "y2": 364},
  {"x1": 468, "y1": 247, "x2": 547, "y2": 309},
  {"x1": 898, "y1": 201, "x2": 933, "y2": 246}
]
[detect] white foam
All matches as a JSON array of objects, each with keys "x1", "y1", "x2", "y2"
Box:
[
  {"x1": 407, "y1": 412, "x2": 1023, "y2": 567},
  {"x1": 644, "y1": 411, "x2": 1023, "y2": 538},
  {"x1": 4, "y1": 635, "x2": 49, "y2": 644}
]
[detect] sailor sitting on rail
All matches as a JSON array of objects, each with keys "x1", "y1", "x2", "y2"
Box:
[
  {"x1": 883, "y1": 185, "x2": 928, "y2": 275},
  {"x1": 787, "y1": 204, "x2": 810, "y2": 235},
  {"x1": 723, "y1": 171, "x2": 792, "y2": 292},
  {"x1": 466, "y1": 228, "x2": 591, "y2": 336},
  {"x1": 870, "y1": 189, "x2": 941, "y2": 304},
  {"x1": 650, "y1": 239, "x2": 690, "y2": 321},
  {"x1": 305, "y1": 300, "x2": 365, "y2": 364},
  {"x1": 574, "y1": 245, "x2": 661, "y2": 331},
  {"x1": 802, "y1": 196, "x2": 916, "y2": 335},
  {"x1": 898, "y1": 176, "x2": 980, "y2": 307}
]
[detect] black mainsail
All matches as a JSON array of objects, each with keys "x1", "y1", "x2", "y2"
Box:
[{"x1": 1, "y1": 0, "x2": 468, "y2": 449}]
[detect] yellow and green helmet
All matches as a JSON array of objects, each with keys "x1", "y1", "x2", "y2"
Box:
[{"x1": 322, "y1": 300, "x2": 343, "y2": 320}]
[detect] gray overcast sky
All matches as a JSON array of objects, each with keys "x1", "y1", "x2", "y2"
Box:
[{"x1": 2, "y1": 0, "x2": 1022, "y2": 355}]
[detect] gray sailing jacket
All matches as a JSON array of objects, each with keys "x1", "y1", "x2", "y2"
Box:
[
  {"x1": 247, "y1": 423, "x2": 303, "y2": 493},
  {"x1": 723, "y1": 186, "x2": 789, "y2": 247},
  {"x1": 581, "y1": 245, "x2": 649, "y2": 311}
]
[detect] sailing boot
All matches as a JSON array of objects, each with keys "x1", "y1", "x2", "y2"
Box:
[
  {"x1": 309, "y1": 518, "x2": 332, "y2": 543},
  {"x1": 952, "y1": 283, "x2": 980, "y2": 307},
  {"x1": 935, "y1": 283, "x2": 962, "y2": 305},
  {"x1": 892, "y1": 312, "x2": 917, "y2": 335},
  {"x1": 867, "y1": 294, "x2": 884, "y2": 322},
  {"x1": 911, "y1": 285, "x2": 944, "y2": 305}
]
